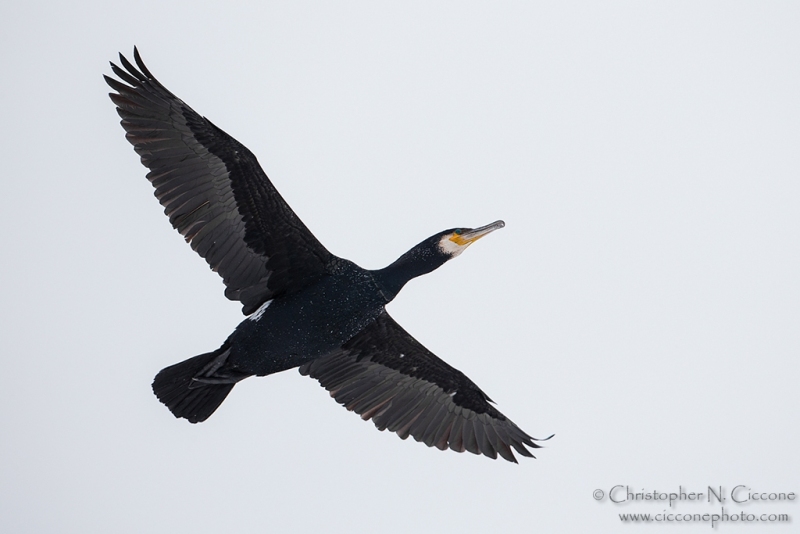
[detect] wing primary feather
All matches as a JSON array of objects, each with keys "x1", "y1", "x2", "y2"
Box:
[
  {"x1": 105, "y1": 71, "x2": 139, "y2": 92},
  {"x1": 507, "y1": 437, "x2": 536, "y2": 459},
  {"x1": 107, "y1": 65, "x2": 137, "y2": 87},
  {"x1": 485, "y1": 423, "x2": 516, "y2": 463},
  {"x1": 118, "y1": 52, "x2": 147, "y2": 82},
  {"x1": 133, "y1": 46, "x2": 158, "y2": 82}
]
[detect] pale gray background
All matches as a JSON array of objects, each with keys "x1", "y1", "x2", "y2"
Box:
[{"x1": 1, "y1": 1, "x2": 798, "y2": 532}]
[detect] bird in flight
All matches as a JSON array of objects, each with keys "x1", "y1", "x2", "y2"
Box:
[{"x1": 105, "y1": 48, "x2": 547, "y2": 463}]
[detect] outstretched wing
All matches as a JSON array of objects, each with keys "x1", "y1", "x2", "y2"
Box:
[
  {"x1": 105, "y1": 48, "x2": 334, "y2": 314},
  {"x1": 300, "y1": 311, "x2": 546, "y2": 463}
]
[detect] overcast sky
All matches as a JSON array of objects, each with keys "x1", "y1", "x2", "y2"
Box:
[{"x1": 1, "y1": 1, "x2": 798, "y2": 532}]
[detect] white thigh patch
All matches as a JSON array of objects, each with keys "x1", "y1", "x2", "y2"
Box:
[{"x1": 248, "y1": 299, "x2": 273, "y2": 322}]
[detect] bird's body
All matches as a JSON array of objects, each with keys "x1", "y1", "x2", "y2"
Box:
[
  {"x1": 106, "y1": 49, "x2": 547, "y2": 462},
  {"x1": 228, "y1": 258, "x2": 385, "y2": 376}
]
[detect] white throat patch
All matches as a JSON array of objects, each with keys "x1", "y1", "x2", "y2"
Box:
[{"x1": 438, "y1": 235, "x2": 467, "y2": 257}]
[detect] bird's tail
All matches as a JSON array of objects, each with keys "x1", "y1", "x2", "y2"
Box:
[{"x1": 152, "y1": 343, "x2": 248, "y2": 423}]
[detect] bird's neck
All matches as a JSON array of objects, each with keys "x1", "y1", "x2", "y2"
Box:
[{"x1": 372, "y1": 247, "x2": 447, "y2": 303}]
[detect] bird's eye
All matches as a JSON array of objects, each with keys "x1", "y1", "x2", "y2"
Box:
[{"x1": 454, "y1": 229, "x2": 463, "y2": 235}]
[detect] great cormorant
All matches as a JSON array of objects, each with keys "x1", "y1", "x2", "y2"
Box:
[{"x1": 105, "y1": 49, "x2": 547, "y2": 463}]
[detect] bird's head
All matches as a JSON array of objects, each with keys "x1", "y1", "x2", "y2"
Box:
[
  {"x1": 374, "y1": 220, "x2": 505, "y2": 302},
  {"x1": 435, "y1": 220, "x2": 506, "y2": 259}
]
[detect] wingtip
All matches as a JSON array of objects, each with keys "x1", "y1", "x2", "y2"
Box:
[{"x1": 133, "y1": 46, "x2": 155, "y2": 79}]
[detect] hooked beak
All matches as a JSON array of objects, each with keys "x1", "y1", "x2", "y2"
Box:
[{"x1": 451, "y1": 220, "x2": 505, "y2": 246}]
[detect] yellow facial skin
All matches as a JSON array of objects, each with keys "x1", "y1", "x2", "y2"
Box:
[{"x1": 449, "y1": 233, "x2": 478, "y2": 246}]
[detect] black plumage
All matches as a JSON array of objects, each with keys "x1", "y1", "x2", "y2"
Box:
[{"x1": 106, "y1": 48, "x2": 548, "y2": 463}]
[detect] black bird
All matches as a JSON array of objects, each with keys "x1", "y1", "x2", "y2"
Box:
[{"x1": 105, "y1": 49, "x2": 547, "y2": 463}]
